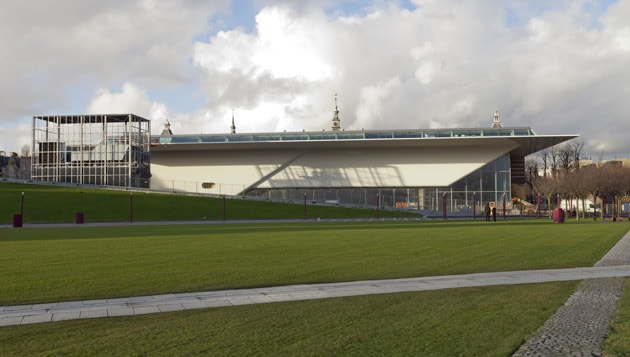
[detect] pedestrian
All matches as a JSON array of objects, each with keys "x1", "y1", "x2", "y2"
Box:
[
  {"x1": 484, "y1": 203, "x2": 491, "y2": 221},
  {"x1": 492, "y1": 206, "x2": 497, "y2": 222}
]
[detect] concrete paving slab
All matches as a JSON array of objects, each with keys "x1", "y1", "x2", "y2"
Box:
[
  {"x1": 80, "y1": 309, "x2": 108, "y2": 319},
  {"x1": 129, "y1": 296, "x2": 157, "y2": 303},
  {"x1": 157, "y1": 303, "x2": 186, "y2": 312},
  {"x1": 247, "y1": 295, "x2": 277, "y2": 304},
  {"x1": 52, "y1": 311, "x2": 80, "y2": 322},
  {"x1": 82, "y1": 299, "x2": 108, "y2": 306},
  {"x1": 106, "y1": 297, "x2": 131, "y2": 304},
  {"x1": 268, "y1": 294, "x2": 298, "y2": 302},
  {"x1": 182, "y1": 301, "x2": 212, "y2": 309},
  {"x1": 108, "y1": 307, "x2": 134, "y2": 317},
  {"x1": 132, "y1": 306, "x2": 161, "y2": 315},
  {"x1": 202, "y1": 300, "x2": 233, "y2": 308},
  {"x1": 0, "y1": 316, "x2": 24, "y2": 326},
  {"x1": 21, "y1": 314, "x2": 52, "y2": 325},
  {"x1": 57, "y1": 301, "x2": 82, "y2": 308}
]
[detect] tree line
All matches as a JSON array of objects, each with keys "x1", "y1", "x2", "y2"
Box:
[{"x1": 522, "y1": 140, "x2": 630, "y2": 219}]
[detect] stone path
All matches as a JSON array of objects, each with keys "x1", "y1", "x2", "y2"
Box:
[{"x1": 512, "y1": 227, "x2": 630, "y2": 357}]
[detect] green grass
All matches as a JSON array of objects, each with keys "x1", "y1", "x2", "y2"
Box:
[
  {"x1": 604, "y1": 278, "x2": 630, "y2": 356},
  {"x1": 1, "y1": 183, "x2": 629, "y2": 355},
  {"x1": 0, "y1": 282, "x2": 578, "y2": 356},
  {"x1": 0, "y1": 182, "x2": 418, "y2": 224},
  {"x1": 1, "y1": 220, "x2": 626, "y2": 305}
]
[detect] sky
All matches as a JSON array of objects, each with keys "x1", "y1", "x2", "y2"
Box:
[{"x1": 1, "y1": 0, "x2": 629, "y2": 160}]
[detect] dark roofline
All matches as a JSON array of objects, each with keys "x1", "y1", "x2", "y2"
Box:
[{"x1": 33, "y1": 114, "x2": 150, "y2": 124}]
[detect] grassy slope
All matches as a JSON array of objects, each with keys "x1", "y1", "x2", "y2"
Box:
[{"x1": 0, "y1": 182, "x2": 418, "y2": 224}]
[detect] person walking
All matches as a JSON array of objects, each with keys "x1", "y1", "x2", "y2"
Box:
[
  {"x1": 492, "y1": 206, "x2": 497, "y2": 222},
  {"x1": 484, "y1": 203, "x2": 491, "y2": 221}
]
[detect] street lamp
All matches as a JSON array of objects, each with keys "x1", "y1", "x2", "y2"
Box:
[{"x1": 129, "y1": 192, "x2": 133, "y2": 223}]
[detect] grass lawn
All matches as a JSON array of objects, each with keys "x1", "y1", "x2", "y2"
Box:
[
  {"x1": 1, "y1": 211, "x2": 629, "y2": 355},
  {"x1": 1, "y1": 220, "x2": 627, "y2": 305},
  {"x1": 0, "y1": 282, "x2": 578, "y2": 356},
  {"x1": 0, "y1": 182, "x2": 419, "y2": 224},
  {"x1": 605, "y1": 278, "x2": 630, "y2": 356}
]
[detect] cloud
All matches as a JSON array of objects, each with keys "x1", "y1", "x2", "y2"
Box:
[
  {"x1": 0, "y1": 0, "x2": 227, "y2": 150},
  {"x1": 87, "y1": 82, "x2": 169, "y2": 123},
  {"x1": 1, "y1": 0, "x2": 630, "y2": 160}
]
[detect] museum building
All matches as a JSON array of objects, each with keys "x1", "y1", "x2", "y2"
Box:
[{"x1": 31, "y1": 109, "x2": 577, "y2": 212}]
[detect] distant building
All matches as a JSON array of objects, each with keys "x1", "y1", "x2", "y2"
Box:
[
  {"x1": 149, "y1": 111, "x2": 577, "y2": 210},
  {"x1": 0, "y1": 154, "x2": 30, "y2": 180},
  {"x1": 30, "y1": 114, "x2": 151, "y2": 188}
]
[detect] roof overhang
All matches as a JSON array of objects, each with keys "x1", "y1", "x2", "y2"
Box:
[{"x1": 151, "y1": 133, "x2": 578, "y2": 157}]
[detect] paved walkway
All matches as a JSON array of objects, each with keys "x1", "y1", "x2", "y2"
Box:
[
  {"x1": 513, "y1": 226, "x2": 630, "y2": 356},
  {"x1": 2, "y1": 265, "x2": 630, "y2": 327}
]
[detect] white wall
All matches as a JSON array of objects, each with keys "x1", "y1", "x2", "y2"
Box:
[{"x1": 150, "y1": 141, "x2": 517, "y2": 195}]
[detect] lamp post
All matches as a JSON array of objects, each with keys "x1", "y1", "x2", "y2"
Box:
[
  {"x1": 129, "y1": 192, "x2": 133, "y2": 223},
  {"x1": 222, "y1": 195, "x2": 226, "y2": 222},
  {"x1": 442, "y1": 192, "x2": 447, "y2": 221},
  {"x1": 20, "y1": 191, "x2": 24, "y2": 218}
]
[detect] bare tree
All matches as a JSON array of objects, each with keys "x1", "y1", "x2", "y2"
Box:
[
  {"x1": 20, "y1": 144, "x2": 31, "y2": 158},
  {"x1": 583, "y1": 165, "x2": 605, "y2": 220},
  {"x1": 557, "y1": 143, "x2": 573, "y2": 173},
  {"x1": 532, "y1": 174, "x2": 559, "y2": 217},
  {"x1": 569, "y1": 140, "x2": 585, "y2": 170},
  {"x1": 538, "y1": 149, "x2": 550, "y2": 178},
  {"x1": 602, "y1": 164, "x2": 627, "y2": 218},
  {"x1": 525, "y1": 156, "x2": 540, "y2": 187},
  {"x1": 550, "y1": 145, "x2": 560, "y2": 176}
]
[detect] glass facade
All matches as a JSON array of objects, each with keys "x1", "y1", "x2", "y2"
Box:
[
  {"x1": 157, "y1": 128, "x2": 536, "y2": 145},
  {"x1": 32, "y1": 114, "x2": 151, "y2": 188},
  {"x1": 246, "y1": 154, "x2": 513, "y2": 214}
]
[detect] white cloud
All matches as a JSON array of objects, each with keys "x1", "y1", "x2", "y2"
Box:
[
  {"x1": 1, "y1": 0, "x2": 630, "y2": 160},
  {"x1": 87, "y1": 82, "x2": 169, "y2": 125}
]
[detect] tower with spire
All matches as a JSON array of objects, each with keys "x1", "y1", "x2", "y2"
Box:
[
  {"x1": 160, "y1": 119, "x2": 173, "y2": 136},
  {"x1": 331, "y1": 93, "x2": 341, "y2": 131},
  {"x1": 492, "y1": 110, "x2": 503, "y2": 128},
  {"x1": 230, "y1": 109, "x2": 236, "y2": 134}
]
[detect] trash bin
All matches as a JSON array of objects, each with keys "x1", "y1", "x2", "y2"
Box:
[
  {"x1": 13, "y1": 214, "x2": 22, "y2": 228},
  {"x1": 76, "y1": 212, "x2": 84, "y2": 224},
  {"x1": 553, "y1": 208, "x2": 565, "y2": 223}
]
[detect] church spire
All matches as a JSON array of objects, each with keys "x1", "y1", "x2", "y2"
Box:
[
  {"x1": 492, "y1": 110, "x2": 503, "y2": 128},
  {"x1": 230, "y1": 109, "x2": 236, "y2": 134},
  {"x1": 160, "y1": 119, "x2": 173, "y2": 136},
  {"x1": 331, "y1": 93, "x2": 341, "y2": 131}
]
